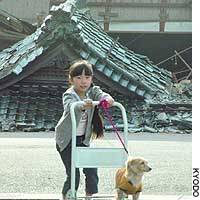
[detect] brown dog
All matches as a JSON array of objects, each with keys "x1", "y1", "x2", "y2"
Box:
[{"x1": 115, "y1": 157, "x2": 152, "y2": 200}]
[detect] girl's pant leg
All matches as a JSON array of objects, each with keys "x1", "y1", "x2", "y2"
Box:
[
  {"x1": 83, "y1": 168, "x2": 99, "y2": 194},
  {"x1": 56, "y1": 143, "x2": 80, "y2": 196}
]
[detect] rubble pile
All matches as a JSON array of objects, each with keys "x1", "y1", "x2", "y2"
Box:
[{"x1": 104, "y1": 80, "x2": 192, "y2": 134}]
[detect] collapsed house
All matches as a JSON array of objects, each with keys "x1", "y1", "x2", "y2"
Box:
[{"x1": 0, "y1": 0, "x2": 191, "y2": 133}]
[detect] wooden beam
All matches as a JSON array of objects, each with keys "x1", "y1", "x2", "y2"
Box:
[
  {"x1": 156, "y1": 46, "x2": 192, "y2": 66},
  {"x1": 98, "y1": 0, "x2": 118, "y2": 32},
  {"x1": 186, "y1": 71, "x2": 192, "y2": 80},
  {"x1": 174, "y1": 50, "x2": 192, "y2": 70},
  {"x1": 159, "y1": 0, "x2": 169, "y2": 32}
]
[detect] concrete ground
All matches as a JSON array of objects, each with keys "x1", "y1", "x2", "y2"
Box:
[
  {"x1": 0, "y1": 193, "x2": 193, "y2": 200},
  {"x1": 0, "y1": 132, "x2": 192, "y2": 199}
]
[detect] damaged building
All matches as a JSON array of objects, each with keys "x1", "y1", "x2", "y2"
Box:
[{"x1": 0, "y1": 0, "x2": 192, "y2": 133}]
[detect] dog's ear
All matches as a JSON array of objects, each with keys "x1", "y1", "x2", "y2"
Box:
[{"x1": 126, "y1": 156, "x2": 133, "y2": 170}]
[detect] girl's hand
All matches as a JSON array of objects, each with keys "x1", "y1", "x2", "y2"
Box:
[
  {"x1": 82, "y1": 99, "x2": 93, "y2": 110},
  {"x1": 106, "y1": 97, "x2": 114, "y2": 107},
  {"x1": 99, "y1": 97, "x2": 114, "y2": 108}
]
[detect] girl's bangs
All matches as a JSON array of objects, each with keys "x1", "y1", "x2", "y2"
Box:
[{"x1": 70, "y1": 64, "x2": 93, "y2": 77}]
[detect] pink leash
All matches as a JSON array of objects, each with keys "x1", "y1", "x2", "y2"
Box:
[{"x1": 98, "y1": 99, "x2": 129, "y2": 155}]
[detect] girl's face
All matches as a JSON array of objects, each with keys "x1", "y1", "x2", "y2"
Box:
[{"x1": 70, "y1": 69, "x2": 93, "y2": 95}]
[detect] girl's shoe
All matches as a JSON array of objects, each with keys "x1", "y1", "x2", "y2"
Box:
[
  {"x1": 85, "y1": 193, "x2": 93, "y2": 199},
  {"x1": 62, "y1": 194, "x2": 67, "y2": 200},
  {"x1": 86, "y1": 193, "x2": 93, "y2": 196}
]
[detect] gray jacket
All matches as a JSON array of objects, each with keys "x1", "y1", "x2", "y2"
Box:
[{"x1": 55, "y1": 85, "x2": 111, "y2": 152}]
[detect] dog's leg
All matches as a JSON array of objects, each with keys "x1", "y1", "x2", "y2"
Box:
[
  {"x1": 132, "y1": 192, "x2": 140, "y2": 200},
  {"x1": 116, "y1": 189, "x2": 126, "y2": 200}
]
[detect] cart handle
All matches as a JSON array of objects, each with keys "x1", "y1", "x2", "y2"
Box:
[{"x1": 70, "y1": 101, "x2": 128, "y2": 150}]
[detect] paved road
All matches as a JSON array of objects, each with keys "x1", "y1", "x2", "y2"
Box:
[{"x1": 0, "y1": 132, "x2": 192, "y2": 196}]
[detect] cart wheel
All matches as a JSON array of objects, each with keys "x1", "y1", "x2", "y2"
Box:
[{"x1": 66, "y1": 189, "x2": 77, "y2": 200}]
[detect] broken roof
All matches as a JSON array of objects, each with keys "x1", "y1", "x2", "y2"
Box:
[{"x1": 0, "y1": 0, "x2": 173, "y2": 99}]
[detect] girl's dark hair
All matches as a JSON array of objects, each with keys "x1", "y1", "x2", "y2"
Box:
[
  {"x1": 92, "y1": 106, "x2": 104, "y2": 139},
  {"x1": 69, "y1": 60, "x2": 103, "y2": 138},
  {"x1": 69, "y1": 60, "x2": 93, "y2": 79}
]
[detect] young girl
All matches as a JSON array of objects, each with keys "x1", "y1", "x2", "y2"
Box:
[{"x1": 55, "y1": 60, "x2": 114, "y2": 200}]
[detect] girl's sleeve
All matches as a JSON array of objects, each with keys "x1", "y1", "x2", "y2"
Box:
[
  {"x1": 63, "y1": 93, "x2": 81, "y2": 114},
  {"x1": 91, "y1": 86, "x2": 112, "y2": 101}
]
